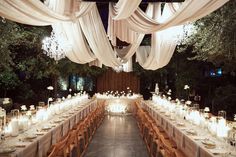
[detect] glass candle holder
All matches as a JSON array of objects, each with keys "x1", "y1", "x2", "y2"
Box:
[
  {"x1": 218, "y1": 110, "x2": 226, "y2": 119},
  {"x1": 193, "y1": 103, "x2": 200, "y2": 111},
  {"x1": 11, "y1": 109, "x2": 20, "y2": 119}
]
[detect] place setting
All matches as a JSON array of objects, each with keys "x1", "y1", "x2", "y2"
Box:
[
  {"x1": 0, "y1": 145, "x2": 16, "y2": 154},
  {"x1": 176, "y1": 122, "x2": 185, "y2": 127},
  {"x1": 53, "y1": 119, "x2": 64, "y2": 124},
  {"x1": 41, "y1": 125, "x2": 53, "y2": 131},
  {"x1": 201, "y1": 138, "x2": 216, "y2": 149},
  {"x1": 17, "y1": 133, "x2": 38, "y2": 143},
  {"x1": 185, "y1": 129, "x2": 198, "y2": 136}
]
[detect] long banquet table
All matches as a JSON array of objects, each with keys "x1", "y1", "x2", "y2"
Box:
[
  {"x1": 142, "y1": 100, "x2": 236, "y2": 157},
  {"x1": 0, "y1": 99, "x2": 98, "y2": 157}
]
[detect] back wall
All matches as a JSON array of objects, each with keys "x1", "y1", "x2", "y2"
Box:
[{"x1": 96, "y1": 68, "x2": 140, "y2": 93}]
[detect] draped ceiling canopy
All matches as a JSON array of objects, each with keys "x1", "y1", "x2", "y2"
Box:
[{"x1": 0, "y1": 0, "x2": 229, "y2": 72}]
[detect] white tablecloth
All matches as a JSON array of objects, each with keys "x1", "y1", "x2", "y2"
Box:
[
  {"x1": 142, "y1": 100, "x2": 236, "y2": 157},
  {"x1": 0, "y1": 99, "x2": 97, "y2": 157}
]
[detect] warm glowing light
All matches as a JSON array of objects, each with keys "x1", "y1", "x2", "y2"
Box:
[
  {"x1": 42, "y1": 29, "x2": 71, "y2": 61},
  {"x1": 107, "y1": 102, "x2": 127, "y2": 114}
]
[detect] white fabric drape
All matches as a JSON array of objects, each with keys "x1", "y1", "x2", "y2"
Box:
[
  {"x1": 0, "y1": 0, "x2": 91, "y2": 26},
  {"x1": 79, "y1": 5, "x2": 122, "y2": 67},
  {"x1": 136, "y1": 46, "x2": 150, "y2": 65},
  {"x1": 126, "y1": 0, "x2": 229, "y2": 33},
  {"x1": 110, "y1": 0, "x2": 141, "y2": 20},
  {"x1": 139, "y1": 29, "x2": 177, "y2": 70},
  {"x1": 0, "y1": 0, "x2": 92, "y2": 26},
  {"x1": 89, "y1": 59, "x2": 103, "y2": 68},
  {"x1": 136, "y1": 4, "x2": 179, "y2": 70},
  {"x1": 123, "y1": 57, "x2": 133, "y2": 72},
  {"x1": 108, "y1": 4, "x2": 140, "y2": 45},
  {"x1": 46, "y1": 0, "x2": 94, "y2": 21},
  {"x1": 0, "y1": 0, "x2": 229, "y2": 72},
  {"x1": 111, "y1": 3, "x2": 157, "y2": 62},
  {"x1": 109, "y1": 0, "x2": 229, "y2": 70},
  {"x1": 53, "y1": 22, "x2": 96, "y2": 64},
  {"x1": 47, "y1": 1, "x2": 96, "y2": 64}
]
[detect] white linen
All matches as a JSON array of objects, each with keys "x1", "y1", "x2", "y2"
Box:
[
  {"x1": 143, "y1": 101, "x2": 236, "y2": 157},
  {"x1": 136, "y1": 29, "x2": 177, "y2": 70},
  {"x1": 79, "y1": 5, "x2": 122, "y2": 67},
  {"x1": 89, "y1": 59, "x2": 103, "y2": 68},
  {"x1": 0, "y1": 0, "x2": 229, "y2": 71},
  {"x1": 136, "y1": 3, "x2": 179, "y2": 70},
  {"x1": 108, "y1": 4, "x2": 140, "y2": 45},
  {"x1": 126, "y1": 0, "x2": 229, "y2": 33},
  {"x1": 122, "y1": 57, "x2": 133, "y2": 72},
  {"x1": 47, "y1": 1, "x2": 96, "y2": 64},
  {"x1": 0, "y1": 0, "x2": 79, "y2": 26},
  {"x1": 0, "y1": 99, "x2": 95, "y2": 157},
  {"x1": 111, "y1": 3, "x2": 156, "y2": 62},
  {"x1": 0, "y1": 0, "x2": 98, "y2": 65},
  {"x1": 110, "y1": 0, "x2": 141, "y2": 20}
]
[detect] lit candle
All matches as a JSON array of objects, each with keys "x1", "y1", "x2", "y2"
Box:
[
  {"x1": 216, "y1": 119, "x2": 230, "y2": 138},
  {"x1": 10, "y1": 118, "x2": 19, "y2": 136}
]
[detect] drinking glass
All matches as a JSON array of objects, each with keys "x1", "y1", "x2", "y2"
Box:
[
  {"x1": 11, "y1": 109, "x2": 20, "y2": 119},
  {"x1": 218, "y1": 110, "x2": 227, "y2": 119},
  {"x1": 193, "y1": 103, "x2": 200, "y2": 111}
]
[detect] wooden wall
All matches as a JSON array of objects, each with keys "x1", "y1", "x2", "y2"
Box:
[{"x1": 96, "y1": 68, "x2": 140, "y2": 93}]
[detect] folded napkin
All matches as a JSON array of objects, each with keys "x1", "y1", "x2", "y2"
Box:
[
  {"x1": 15, "y1": 142, "x2": 27, "y2": 147},
  {"x1": 210, "y1": 149, "x2": 228, "y2": 155}
]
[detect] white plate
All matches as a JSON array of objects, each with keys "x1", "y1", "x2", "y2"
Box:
[
  {"x1": 186, "y1": 129, "x2": 197, "y2": 135},
  {"x1": 211, "y1": 149, "x2": 228, "y2": 155},
  {"x1": 41, "y1": 126, "x2": 52, "y2": 130},
  {"x1": 0, "y1": 147, "x2": 16, "y2": 154},
  {"x1": 177, "y1": 122, "x2": 185, "y2": 126},
  {"x1": 15, "y1": 142, "x2": 26, "y2": 148},
  {"x1": 54, "y1": 119, "x2": 62, "y2": 123},
  {"x1": 25, "y1": 134, "x2": 37, "y2": 139},
  {"x1": 170, "y1": 117, "x2": 175, "y2": 121},
  {"x1": 165, "y1": 114, "x2": 171, "y2": 117},
  {"x1": 201, "y1": 139, "x2": 216, "y2": 146},
  {"x1": 62, "y1": 115, "x2": 69, "y2": 118}
]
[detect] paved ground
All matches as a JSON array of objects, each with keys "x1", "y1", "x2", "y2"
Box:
[{"x1": 84, "y1": 115, "x2": 149, "y2": 157}]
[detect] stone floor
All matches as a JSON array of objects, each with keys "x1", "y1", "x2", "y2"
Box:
[{"x1": 84, "y1": 115, "x2": 149, "y2": 157}]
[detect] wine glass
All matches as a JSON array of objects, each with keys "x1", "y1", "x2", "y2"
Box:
[
  {"x1": 218, "y1": 110, "x2": 227, "y2": 119},
  {"x1": 193, "y1": 103, "x2": 200, "y2": 111},
  {"x1": 11, "y1": 109, "x2": 20, "y2": 119}
]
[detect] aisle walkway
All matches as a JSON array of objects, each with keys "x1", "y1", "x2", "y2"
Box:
[{"x1": 84, "y1": 115, "x2": 149, "y2": 157}]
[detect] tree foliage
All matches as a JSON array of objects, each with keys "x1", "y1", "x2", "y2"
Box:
[
  {"x1": 0, "y1": 19, "x2": 107, "y2": 100},
  {"x1": 178, "y1": 0, "x2": 236, "y2": 71}
]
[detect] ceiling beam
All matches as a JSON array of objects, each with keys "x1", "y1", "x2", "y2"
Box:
[{"x1": 83, "y1": 0, "x2": 184, "y2": 3}]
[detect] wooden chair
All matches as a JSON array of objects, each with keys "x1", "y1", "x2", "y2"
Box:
[
  {"x1": 174, "y1": 149, "x2": 187, "y2": 157},
  {"x1": 65, "y1": 130, "x2": 79, "y2": 157},
  {"x1": 48, "y1": 133, "x2": 70, "y2": 157},
  {"x1": 159, "y1": 135, "x2": 176, "y2": 157}
]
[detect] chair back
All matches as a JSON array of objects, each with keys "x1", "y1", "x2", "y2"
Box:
[{"x1": 48, "y1": 133, "x2": 70, "y2": 157}]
